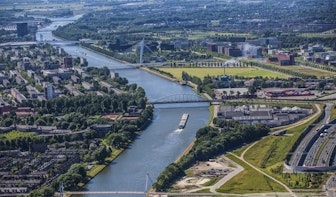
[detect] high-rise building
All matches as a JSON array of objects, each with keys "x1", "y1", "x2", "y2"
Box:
[
  {"x1": 63, "y1": 57, "x2": 73, "y2": 68},
  {"x1": 17, "y1": 23, "x2": 28, "y2": 37},
  {"x1": 44, "y1": 83, "x2": 55, "y2": 100}
]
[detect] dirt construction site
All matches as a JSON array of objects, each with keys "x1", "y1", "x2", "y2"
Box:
[{"x1": 173, "y1": 156, "x2": 235, "y2": 192}]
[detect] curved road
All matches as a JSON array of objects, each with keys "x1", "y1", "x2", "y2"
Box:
[
  {"x1": 288, "y1": 104, "x2": 323, "y2": 166},
  {"x1": 272, "y1": 103, "x2": 321, "y2": 135},
  {"x1": 290, "y1": 103, "x2": 333, "y2": 167},
  {"x1": 208, "y1": 103, "x2": 323, "y2": 196},
  {"x1": 209, "y1": 156, "x2": 244, "y2": 194},
  {"x1": 229, "y1": 142, "x2": 297, "y2": 197}
]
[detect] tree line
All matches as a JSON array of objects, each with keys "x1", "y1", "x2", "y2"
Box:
[{"x1": 39, "y1": 93, "x2": 146, "y2": 116}]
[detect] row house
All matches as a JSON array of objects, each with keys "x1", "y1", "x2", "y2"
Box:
[
  {"x1": 82, "y1": 81, "x2": 94, "y2": 90},
  {"x1": 26, "y1": 85, "x2": 43, "y2": 99},
  {"x1": 15, "y1": 75, "x2": 26, "y2": 84},
  {"x1": 64, "y1": 84, "x2": 83, "y2": 96},
  {"x1": 71, "y1": 75, "x2": 80, "y2": 83},
  {"x1": 11, "y1": 88, "x2": 27, "y2": 103}
]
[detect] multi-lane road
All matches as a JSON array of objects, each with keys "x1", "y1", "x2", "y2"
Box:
[
  {"x1": 316, "y1": 126, "x2": 336, "y2": 167},
  {"x1": 290, "y1": 103, "x2": 334, "y2": 169}
]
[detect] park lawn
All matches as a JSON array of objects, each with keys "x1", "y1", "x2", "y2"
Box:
[
  {"x1": 87, "y1": 164, "x2": 106, "y2": 178},
  {"x1": 245, "y1": 135, "x2": 300, "y2": 169},
  {"x1": 158, "y1": 67, "x2": 289, "y2": 80},
  {"x1": 244, "y1": 136, "x2": 278, "y2": 168},
  {"x1": 86, "y1": 148, "x2": 124, "y2": 179},
  {"x1": 271, "y1": 65, "x2": 334, "y2": 78},
  {"x1": 232, "y1": 143, "x2": 251, "y2": 157},
  {"x1": 218, "y1": 154, "x2": 286, "y2": 194},
  {"x1": 0, "y1": 130, "x2": 36, "y2": 140},
  {"x1": 105, "y1": 148, "x2": 123, "y2": 163}
]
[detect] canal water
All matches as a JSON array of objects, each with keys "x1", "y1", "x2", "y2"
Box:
[{"x1": 36, "y1": 16, "x2": 210, "y2": 196}]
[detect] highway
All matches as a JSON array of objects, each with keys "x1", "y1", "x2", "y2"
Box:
[
  {"x1": 316, "y1": 125, "x2": 336, "y2": 167},
  {"x1": 305, "y1": 104, "x2": 334, "y2": 167},
  {"x1": 288, "y1": 104, "x2": 322, "y2": 166},
  {"x1": 303, "y1": 133, "x2": 326, "y2": 166},
  {"x1": 290, "y1": 125, "x2": 322, "y2": 166},
  {"x1": 290, "y1": 103, "x2": 333, "y2": 167}
]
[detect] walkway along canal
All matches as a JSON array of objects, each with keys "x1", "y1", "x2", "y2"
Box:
[{"x1": 36, "y1": 17, "x2": 210, "y2": 196}]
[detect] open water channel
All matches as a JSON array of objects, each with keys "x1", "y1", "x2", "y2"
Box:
[{"x1": 36, "y1": 16, "x2": 210, "y2": 196}]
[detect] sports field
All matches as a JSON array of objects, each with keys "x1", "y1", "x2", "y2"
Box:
[{"x1": 158, "y1": 67, "x2": 289, "y2": 80}]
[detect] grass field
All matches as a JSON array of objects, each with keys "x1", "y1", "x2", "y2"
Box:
[
  {"x1": 253, "y1": 120, "x2": 318, "y2": 167},
  {"x1": 242, "y1": 104, "x2": 327, "y2": 189},
  {"x1": 208, "y1": 105, "x2": 214, "y2": 126},
  {"x1": 218, "y1": 154, "x2": 286, "y2": 194},
  {"x1": 0, "y1": 130, "x2": 36, "y2": 140},
  {"x1": 245, "y1": 104, "x2": 322, "y2": 168},
  {"x1": 87, "y1": 164, "x2": 106, "y2": 178},
  {"x1": 194, "y1": 188, "x2": 211, "y2": 193},
  {"x1": 202, "y1": 177, "x2": 222, "y2": 186},
  {"x1": 277, "y1": 65, "x2": 334, "y2": 78},
  {"x1": 87, "y1": 149, "x2": 123, "y2": 178},
  {"x1": 154, "y1": 31, "x2": 251, "y2": 40},
  {"x1": 331, "y1": 105, "x2": 336, "y2": 121},
  {"x1": 158, "y1": 67, "x2": 289, "y2": 80},
  {"x1": 232, "y1": 143, "x2": 251, "y2": 157},
  {"x1": 298, "y1": 32, "x2": 336, "y2": 38}
]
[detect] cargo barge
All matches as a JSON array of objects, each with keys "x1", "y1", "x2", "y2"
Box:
[{"x1": 178, "y1": 114, "x2": 189, "y2": 129}]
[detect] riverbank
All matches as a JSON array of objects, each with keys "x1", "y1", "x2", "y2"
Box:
[
  {"x1": 86, "y1": 149, "x2": 124, "y2": 180},
  {"x1": 80, "y1": 43, "x2": 200, "y2": 90},
  {"x1": 68, "y1": 43, "x2": 212, "y2": 191},
  {"x1": 140, "y1": 67, "x2": 179, "y2": 83},
  {"x1": 79, "y1": 43, "x2": 131, "y2": 65},
  {"x1": 80, "y1": 43, "x2": 214, "y2": 159},
  {"x1": 37, "y1": 18, "x2": 210, "y2": 195},
  {"x1": 63, "y1": 151, "x2": 126, "y2": 196}
]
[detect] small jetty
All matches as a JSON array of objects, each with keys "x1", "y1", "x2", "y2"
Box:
[{"x1": 178, "y1": 114, "x2": 189, "y2": 129}]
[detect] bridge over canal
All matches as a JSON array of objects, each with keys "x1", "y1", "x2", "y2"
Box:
[{"x1": 148, "y1": 93, "x2": 225, "y2": 105}]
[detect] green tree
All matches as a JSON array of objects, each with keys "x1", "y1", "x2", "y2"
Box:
[
  {"x1": 2, "y1": 118, "x2": 13, "y2": 127},
  {"x1": 92, "y1": 145, "x2": 110, "y2": 163},
  {"x1": 28, "y1": 186, "x2": 54, "y2": 197}
]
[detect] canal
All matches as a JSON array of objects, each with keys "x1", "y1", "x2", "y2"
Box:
[{"x1": 36, "y1": 16, "x2": 210, "y2": 196}]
